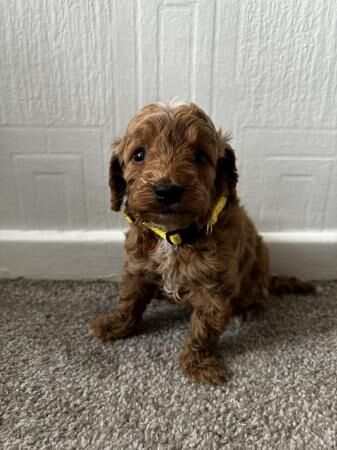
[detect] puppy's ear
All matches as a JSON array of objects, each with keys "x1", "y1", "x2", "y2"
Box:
[
  {"x1": 109, "y1": 139, "x2": 127, "y2": 211},
  {"x1": 215, "y1": 134, "x2": 238, "y2": 198}
]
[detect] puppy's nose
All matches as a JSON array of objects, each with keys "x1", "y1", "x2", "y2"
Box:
[{"x1": 154, "y1": 182, "x2": 184, "y2": 204}]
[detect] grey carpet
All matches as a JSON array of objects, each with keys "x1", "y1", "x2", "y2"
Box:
[{"x1": 0, "y1": 279, "x2": 337, "y2": 450}]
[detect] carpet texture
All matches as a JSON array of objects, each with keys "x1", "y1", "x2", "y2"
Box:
[{"x1": 1, "y1": 278, "x2": 337, "y2": 449}]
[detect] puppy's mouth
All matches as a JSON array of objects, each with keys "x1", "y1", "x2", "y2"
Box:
[
  {"x1": 139, "y1": 205, "x2": 198, "y2": 229},
  {"x1": 159, "y1": 204, "x2": 180, "y2": 215},
  {"x1": 128, "y1": 192, "x2": 210, "y2": 226}
]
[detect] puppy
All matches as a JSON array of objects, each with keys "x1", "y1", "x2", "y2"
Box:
[{"x1": 91, "y1": 102, "x2": 315, "y2": 384}]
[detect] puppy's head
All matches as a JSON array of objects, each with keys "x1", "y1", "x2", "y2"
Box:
[{"x1": 109, "y1": 103, "x2": 237, "y2": 228}]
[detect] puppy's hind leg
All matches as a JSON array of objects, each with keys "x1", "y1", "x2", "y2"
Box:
[
  {"x1": 233, "y1": 238, "x2": 269, "y2": 322},
  {"x1": 90, "y1": 268, "x2": 157, "y2": 342}
]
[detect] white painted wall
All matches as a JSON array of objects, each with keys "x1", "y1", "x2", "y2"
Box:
[{"x1": 0, "y1": 0, "x2": 336, "y2": 278}]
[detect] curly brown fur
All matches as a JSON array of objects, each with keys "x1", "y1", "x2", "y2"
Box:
[
  {"x1": 269, "y1": 275, "x2": 316, "y2": 296},
  {"x1": 90, "y1": 102, "x2": 315, "y2": 384}
]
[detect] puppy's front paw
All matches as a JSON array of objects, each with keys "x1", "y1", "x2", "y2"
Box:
[
  {"x1": 90, "y1": 313, "x2": 134, "y2": 342},
  {"x1": 180, "y1": 352, "x2": 229, "y2": 385}
]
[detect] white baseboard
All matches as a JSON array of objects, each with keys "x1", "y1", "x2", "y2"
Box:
[
  {"x1": 263, "y1": 232, "x2": 337, "y2": 280},
  {"x1": 0, "y1": 230, "x2": 125, "y2": 281},
  {"x1": 0, "y1": 229, "x2": 336, "y2": 280}
]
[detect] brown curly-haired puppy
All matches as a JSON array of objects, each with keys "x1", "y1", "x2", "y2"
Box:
[{"x1": 90, "y1": 102, "x2": 315, "y2": 384}]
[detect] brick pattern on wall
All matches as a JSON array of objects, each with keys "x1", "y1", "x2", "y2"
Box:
[{"x1": 0, "y1": 128, "x2": 107, "y2": 229}]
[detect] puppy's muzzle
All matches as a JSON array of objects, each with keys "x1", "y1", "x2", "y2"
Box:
[{"x1": 154, "y1": 181, "x2": 184, "y2": 205}]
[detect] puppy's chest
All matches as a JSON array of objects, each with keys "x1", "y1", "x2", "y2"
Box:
[{"x1": 151, "y1": 241, "x2": 192, "y2": 303}]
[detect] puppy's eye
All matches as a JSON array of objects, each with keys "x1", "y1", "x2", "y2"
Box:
[
  {"x1": 133, "y1": 148, "x2": 146, "y2": 162},
  {"x1": 195, "y1": 150, "x2": 209, "y2": 165}
]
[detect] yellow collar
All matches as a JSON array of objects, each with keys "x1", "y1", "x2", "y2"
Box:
[{"x1": 124, "y1": 195, "x2": 227, "y2": 246}]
